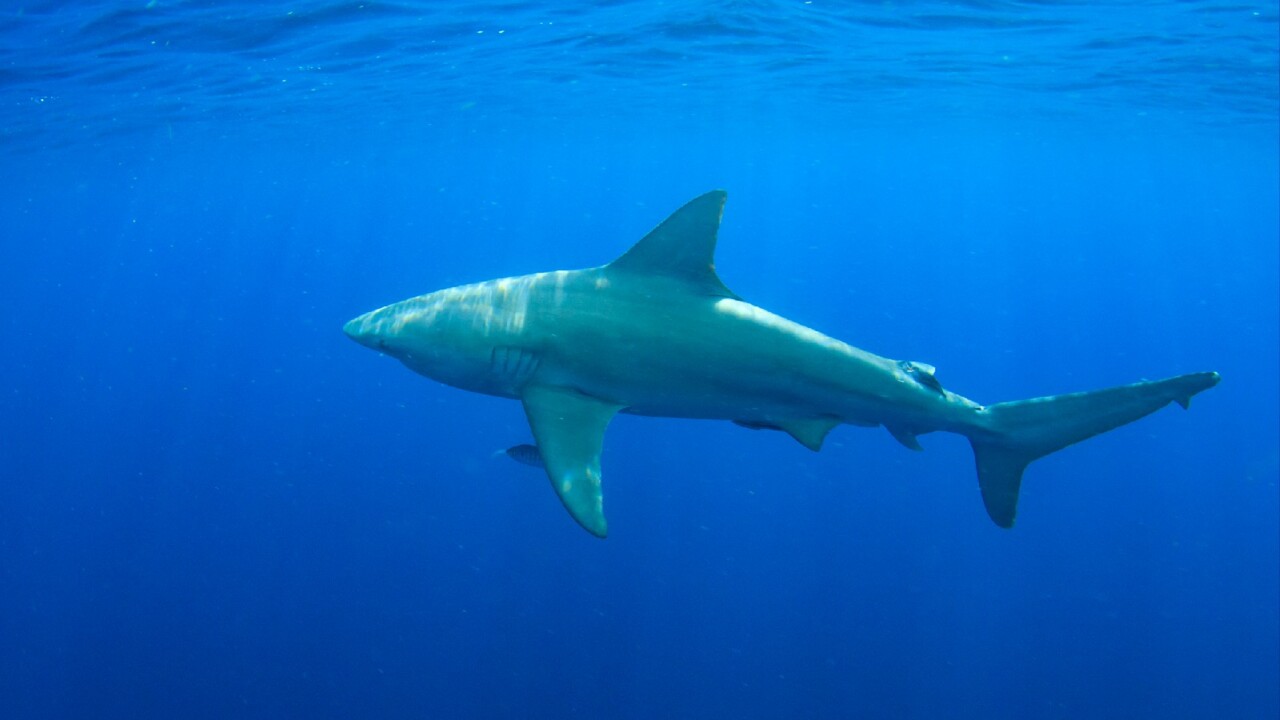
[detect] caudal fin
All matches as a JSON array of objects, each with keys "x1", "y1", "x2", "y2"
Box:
[{"x1": 970, "y1": 371, "x2": 1220, "y2": 528}]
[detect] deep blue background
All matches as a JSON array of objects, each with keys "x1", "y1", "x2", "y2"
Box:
[{"x1": 1, "y1": 2, "x2": 1277, "y2": 719}]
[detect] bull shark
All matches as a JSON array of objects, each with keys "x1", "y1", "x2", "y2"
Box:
[{"x1": 344, "y1": 190, "x2": 1219, "y2": 537}]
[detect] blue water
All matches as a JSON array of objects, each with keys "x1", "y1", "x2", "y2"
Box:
[{"x1": 2, "y1": 2, "x2": 1277, "y2": 718}]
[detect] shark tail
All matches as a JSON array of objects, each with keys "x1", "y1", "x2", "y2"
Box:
[{"x1": 968, "y1": 371, "x2": 1220, "y2": 527}]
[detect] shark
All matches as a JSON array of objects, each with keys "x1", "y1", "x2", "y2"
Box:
[{"x1": 344, "y1": 190, "x2": 1219, "y2": 538}]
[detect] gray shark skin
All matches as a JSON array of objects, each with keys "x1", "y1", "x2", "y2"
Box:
[{"x1": 344, "y1": 191, "x2": 1220, "y2": 538}]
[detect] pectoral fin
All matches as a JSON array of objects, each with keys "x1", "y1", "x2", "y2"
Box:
[{"x1": 521, "y1": 385, "x2": 623, "y2": 538}]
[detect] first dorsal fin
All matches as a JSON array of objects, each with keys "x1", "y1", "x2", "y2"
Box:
[{"x1": 608, "y1": 190, "x2": 737, "y2": 298}]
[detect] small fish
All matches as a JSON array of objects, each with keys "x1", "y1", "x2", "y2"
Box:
[{"x1": 501, "y1": 443, "x2": 544, "y2": 468}]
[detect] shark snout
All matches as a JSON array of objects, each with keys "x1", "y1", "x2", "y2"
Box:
[
  {"x1": 343, "y1": 312, "x2": 387, "y2": 351},
  {"x1": 342, "y1": 315, "x2": 363, "y2": 339}
]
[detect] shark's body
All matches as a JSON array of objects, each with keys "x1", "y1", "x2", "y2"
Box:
[{"x1": 345, "y1": 191, "x2": 1219, "y2": 537}]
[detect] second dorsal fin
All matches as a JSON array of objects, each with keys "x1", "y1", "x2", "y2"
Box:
[{"x1": 608, "y1": 190, "x2": 737, "y2": 298}]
